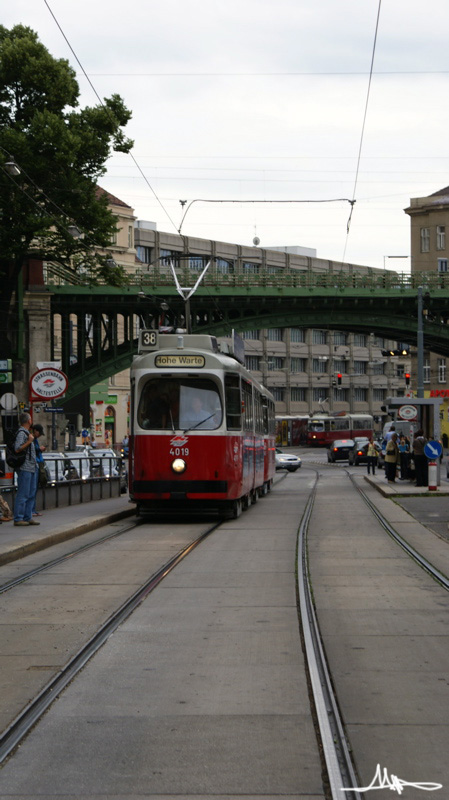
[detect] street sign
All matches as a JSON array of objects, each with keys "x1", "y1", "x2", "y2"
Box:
[
  {"x1": 30, "y1": 368, "x2": 68, "y2": 400},
  {"x1": 0, "y1": 373, "x2": 12, "y2": 383},
  {"x1": 424, "y1": 440, "x2": 443, "y2": 459},
  {"x1": 0, "y1": 393, "x2": 18, "y2": 410},
  {"x1": 43, "y1": 407, "x2": 65, "y2": 413},
  {"x1": 398, "y1": 404, "x2": 418, "y2": 421}
]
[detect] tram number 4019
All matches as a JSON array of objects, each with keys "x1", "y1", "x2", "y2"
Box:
[{"x1": 170, "y1": 447, "x2": 189, "y2": 456}]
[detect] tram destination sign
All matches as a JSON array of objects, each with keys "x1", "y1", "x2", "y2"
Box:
[{"x1": 155, "y1": 354, "x2": 205, "y2": 368}]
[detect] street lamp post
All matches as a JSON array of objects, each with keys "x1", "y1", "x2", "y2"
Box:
[{"x1": 417, "y1": 286, "x2": 424, "y2": 398}]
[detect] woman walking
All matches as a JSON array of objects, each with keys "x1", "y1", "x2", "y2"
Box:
[{"x1": 366, "y1": 437, "x2": 378, "y2": 476}]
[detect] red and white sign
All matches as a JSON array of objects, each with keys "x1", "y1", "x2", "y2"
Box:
[
  {"x1": 30, "y1": 368, "x2": 68, "y2": 400},
  {"x1": 398, "y1": 404, "x2": 418, "y2": 421}
]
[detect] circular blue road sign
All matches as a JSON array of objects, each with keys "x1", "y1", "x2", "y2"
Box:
[{"x1": 424, "y1": 440, "x2": 443, "y2": 459}]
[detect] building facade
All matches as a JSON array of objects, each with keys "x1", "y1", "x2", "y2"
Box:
[{"x1": 405, "y1": 186, "x2": 449, "y2": 443}]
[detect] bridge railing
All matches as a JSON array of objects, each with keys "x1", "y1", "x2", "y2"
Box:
[{"x1": 43, "y1": 261, "x2": 449, "y2": 293}]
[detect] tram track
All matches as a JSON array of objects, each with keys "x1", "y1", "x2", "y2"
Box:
[
  {"x1": 348, "y1": 472, "x2": 449, "y2": 591},
  {"x1": 0, "y1": 518, "x2": 143, "y2": 595},
  {"x1": 0, "y1": 518, "x2": 222, "y2": 765},
  {"x1": 1, "y1": 467, "x2": 446, "y2": 795}
]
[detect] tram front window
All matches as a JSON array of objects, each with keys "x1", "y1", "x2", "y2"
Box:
[
  {"x1": 138, "y1": 378, "x2": 223, "y2": 431},
  {"x1": 309, "y1": 422, "x2": 324, "y2": 432}
]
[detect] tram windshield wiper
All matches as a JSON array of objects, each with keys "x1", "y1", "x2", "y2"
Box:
[{"x1": 183, "y1": 413, "x2": 216, "y2": 434}]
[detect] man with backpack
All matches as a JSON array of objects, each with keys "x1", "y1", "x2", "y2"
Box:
[{"x1": 12, "y1": 412, "x2": 40, "y2": 527}]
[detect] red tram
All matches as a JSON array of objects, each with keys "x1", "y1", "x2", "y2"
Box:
[
  {"x1": 276, "y1": 412, "x2": 374, "y2": 447},
  {"x1": 129, "y1": 332, "x2": 276, "y2": 517}
]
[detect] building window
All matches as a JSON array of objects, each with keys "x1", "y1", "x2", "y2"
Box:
[
  {"x1": 291, "y1": 387, "x2": 306, "y2": 402},
  {"x1": 333, "y1": 332, "x2": 347, "y2": 345},
  {"x1": 438, "y1": 358, "x2": 446, "y2": 383},
  {"x1": 437, "y1": 226, "x2": 446, "y2": 251},
  {"x1": 354, "y1": 387, "x2": 367, "y2": 402},
  {"x1": 312, "y1": 329, "x2": 327, "y2": 344},
  {"x1": 268, "y1": 356, "x2": 284, "y2": 371},
  {"x1": 420, "y1": 227, "x2": 430, "y2": 252},
  {"x1": 333, "y1": 359, "x2": 347, "y2": 373},
  {"x1": 290, "y1": 357, "x2": 307, "y2": 373},
  {"x1": 271, "y1": 387, "x2": 284, "y2": 402},
  {"x1": 245, "y1": 356, "x2": 260, "y2": 372},
  {"x1": 216, "y1": 258, "x2": 234, "y2": 274},
  {"x1": 374, "y1": 336, "x2": 385, "y2": 348},
  {"x1": 241, "y1": 330, "x2": 260, "y2": 340},
  {"x1": 423, "y1": 360, "x2": 430, "y2": 383},
  {"x1": 189, "y1": 255, "x2": 206, "y2": 271},
  {"x1": 373, "y1": 388, "x2": 386, "y2": 402},
  {"x1": 242, "y1": 262, "x2": 260, "y2": 274},
  {"x1": 312, "y1": 358, "x2": 327, "y2": 373},
  {"x1": 372, "y1": 362, "x2": 385, "y2": 375},
  {"x1": 333, "y1": 388, "x2": 348, "y2": 401},
  {"x1": 438, "y1": 258, "x2": 448, "y2": 273},
  {"x1": 128, "y1": 226, "x2": 134, "y2": 248},
  {"x1": 353, "y1": 360, "x2": 367, "y2": 375},
  {"x1": 396, "y1": 364, "x2": 405, "y2": 378},
  {"x1": 290, "y1": 327, "x2": 305, "y2": 343},
  {"x1": 136, "y1": 245, "x2": 151, "y2": 264},
  {"x1": 267, "y1": 328, "x2": 283, "y2": 341},
  {"x1": 353, "y1": 333, "x2": 367, "y2": 347},
  {"x1": 312, "y1": 388, "x2": 328, "y2": 402},
  {"x1": 160, "y1": 248, "x2": 180, "y2": 266}
]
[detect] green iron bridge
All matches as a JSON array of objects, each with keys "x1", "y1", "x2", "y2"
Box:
[{"x1": 44, "y1": 266, "x2": 449, "y2": 402}]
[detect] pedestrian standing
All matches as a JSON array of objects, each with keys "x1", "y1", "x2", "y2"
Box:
[
  {"x1": 366, "y1": 437, "x2": 378, "y2": 475},
  {"x1": 412, "y1": 429, "x2": 428, "y2": 487},
  {"x1": 13, "y1": 412, "x2": 40, "y2": 526},
  {"x1": 385, "y1": 432, "x2": 400, "y2": 484},
  {"x1": 398, "y1": 435, "x2": 410, "y2": 480},
  {"x1": 31, "y1": 424, "x2": 46, "y2": 517}
]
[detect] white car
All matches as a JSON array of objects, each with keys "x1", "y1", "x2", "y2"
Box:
[{"x1": 275, "y1": 448, "x2": 302, "y2": 472}]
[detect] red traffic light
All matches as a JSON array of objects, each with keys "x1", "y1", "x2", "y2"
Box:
[
  {"x1": 405, "y1": 372, "x2": 410, "y2": 386},
  {"x1": 337, "y1": 373, "x2": 342, "y2": 386}
]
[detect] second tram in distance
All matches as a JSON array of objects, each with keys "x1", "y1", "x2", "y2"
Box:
[
  {"x1": 277, "y1": 412, "x2": 374, "y2": 447},
  {"x1": 129, "y1": 332, "x2": 276, "y2": 517}
]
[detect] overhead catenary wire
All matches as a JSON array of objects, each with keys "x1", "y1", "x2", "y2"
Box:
[
  {"x1": 43, "y1": 0, "x2": 181, "y2": 241},
  {"x1": 343, "y1": 0, "x2": 382, "y2": 256}
]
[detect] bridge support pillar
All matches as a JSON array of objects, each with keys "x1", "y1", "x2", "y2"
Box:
[{"x1": 14, "y1": 291, "x2": 53, "y2": 409}]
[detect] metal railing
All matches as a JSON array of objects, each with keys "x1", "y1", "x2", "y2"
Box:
[{"x1": 44, "y1": 263, "x2": 449, "y2": 293}]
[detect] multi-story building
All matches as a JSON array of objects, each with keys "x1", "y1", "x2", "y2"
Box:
[
  {"x1": 405, "y1": 186, "x2": 449, "y2": 443},
  {"x1": 72, "y1": 193, "x2": 411, "y2": 448},
  {"x1": 132, "y1": 221, "x2": 409, "y2": 435}
]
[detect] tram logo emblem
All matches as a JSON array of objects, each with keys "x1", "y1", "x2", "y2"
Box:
[{"x1": 170, "y1": 434, "x2": 189, "y2": 447}]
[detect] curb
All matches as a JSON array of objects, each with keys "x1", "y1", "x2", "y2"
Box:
[{"x1": 0, "y1": 507, "x2": 136, "y2": 567}]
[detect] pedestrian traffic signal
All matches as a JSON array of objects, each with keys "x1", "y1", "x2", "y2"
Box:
[
  {"x1": 337, "y1": 373, "x2": 342, "y2": 387},
  {"x1": 405, "y1": 372, "x2": 410, "y2": 387}
]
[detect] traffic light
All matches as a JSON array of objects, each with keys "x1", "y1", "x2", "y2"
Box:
[
  {"x1": 405, "y1": 372, "x2": 410, "y2": 387},
  {"x1": 337, "y1": 373, "x2": 342, "y2": 387},
  {"x1": 381, "y1": 348, "x2": 410, "y2": 357}
]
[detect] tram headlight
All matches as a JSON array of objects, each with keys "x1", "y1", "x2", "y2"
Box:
[{"x1": 171, "y1": 458, "x2": 187, "y2": 474}]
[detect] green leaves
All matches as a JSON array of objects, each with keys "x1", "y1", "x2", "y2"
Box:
[{"x1": 0, "y1": 25, "x2": 133, "y2": 287}]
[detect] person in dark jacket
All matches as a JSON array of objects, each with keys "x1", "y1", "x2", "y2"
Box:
[
  {"x1": 385, "y1": 433, "x2": 399, "y2": 483},
  {"x1": 412, "y1": 429, "x2": 428, "y2": 487}
]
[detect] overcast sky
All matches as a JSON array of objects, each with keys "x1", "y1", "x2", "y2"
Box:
[{"x1": 5, "y1": 0, "x2": 449, "y2": 270}]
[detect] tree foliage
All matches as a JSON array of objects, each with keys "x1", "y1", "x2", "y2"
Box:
[{"x1": 0, "y1": 24, "x2": 134, "y2": 289}]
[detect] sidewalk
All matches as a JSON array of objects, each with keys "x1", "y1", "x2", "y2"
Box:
[
  {"x1": 364, "y1": 471, "x2": 449, "y2": 497},
  {"x1": 0, "y1": 496, "x2": 136, "y2": 566}
]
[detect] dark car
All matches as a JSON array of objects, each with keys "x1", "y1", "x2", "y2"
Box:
[
  {"x1": 348, "y1": 439, "x2": 381, "y2": 466},
  {"x1": 327, "y1": 439, "x2": 354, "y2": 462}
]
